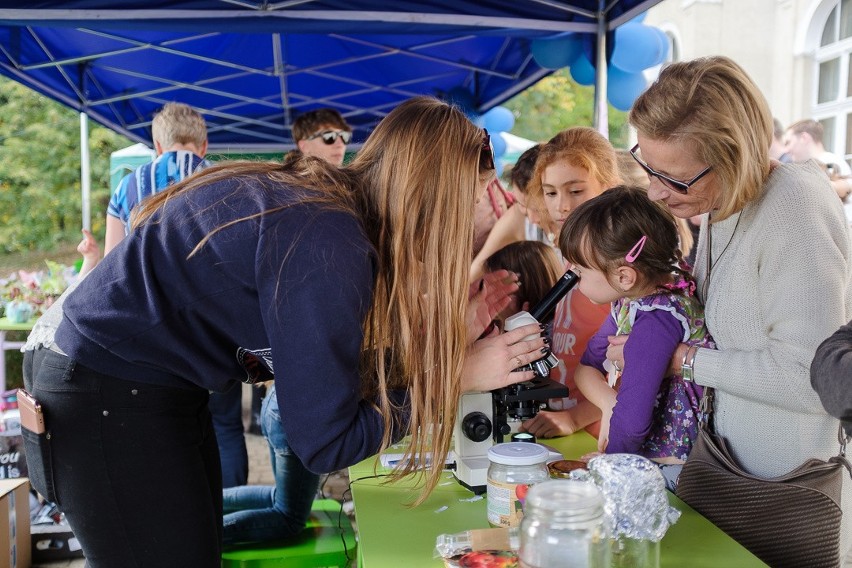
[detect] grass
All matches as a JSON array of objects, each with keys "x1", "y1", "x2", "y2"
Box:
[{"x1": 0, "y1": 241, "x2": 82, "y2": 276}]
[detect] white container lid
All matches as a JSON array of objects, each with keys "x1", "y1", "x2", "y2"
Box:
[{"x1": 488, "y1": 442, "x2": 550, "y2": 465}]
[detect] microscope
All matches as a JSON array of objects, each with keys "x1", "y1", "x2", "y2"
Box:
[{"x1": 452, "y1": 269, "x2": 579, "y2": 493}]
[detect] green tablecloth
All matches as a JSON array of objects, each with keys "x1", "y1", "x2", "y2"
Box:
[{"x1": 349, "y1": 431, "x2": 767, "y2": 567}]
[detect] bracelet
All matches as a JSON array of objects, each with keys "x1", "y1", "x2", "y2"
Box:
[{"x1": 680, "y1": 344, "x2": 700, "y2": 382}]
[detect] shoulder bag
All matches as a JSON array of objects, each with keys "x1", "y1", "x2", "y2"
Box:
[{"x1": 676, "y1": 388, "x2": 852, "y2": 567}]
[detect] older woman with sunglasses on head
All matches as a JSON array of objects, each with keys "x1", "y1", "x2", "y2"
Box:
[{"x1": 616, "y1": 56, "x2": 852, "y2": 561}]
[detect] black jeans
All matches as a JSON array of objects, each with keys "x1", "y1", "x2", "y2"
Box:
[{"x1": 23, "y1": 348, "x2": 222, "y2": 567}]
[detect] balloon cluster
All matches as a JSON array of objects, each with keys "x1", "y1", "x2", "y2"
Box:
[
  {"x1": 529, "y1": 16, "x2": 669, "y2": 111},
  {"x1": 444, "y1": 86, "x2": 515, "y2": 176}
]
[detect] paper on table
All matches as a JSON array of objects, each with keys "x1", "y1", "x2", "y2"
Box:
[{"x1": 380, "y1": 451, "x2": 455, "y2": 470}]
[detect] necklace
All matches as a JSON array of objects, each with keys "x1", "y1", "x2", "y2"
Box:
[{"x1": 702, "y1": 210, "x2": 743, "y2": 299}]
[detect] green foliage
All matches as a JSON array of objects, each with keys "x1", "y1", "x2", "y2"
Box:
[
  {"x1": 0, "y1": 76, "x2": 131, "y2": 254},
  {"x1": 504, "y1": 69, "x2": 630, "y2": 147}
]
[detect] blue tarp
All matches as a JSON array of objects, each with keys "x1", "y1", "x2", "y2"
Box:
[{"x1": 0, "y1": 1, "x2": 660, "y2": 149}]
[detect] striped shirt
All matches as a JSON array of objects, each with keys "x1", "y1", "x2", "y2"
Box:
[{"x1": 107, "y1": 150, "x2": 209, "y2": 233}]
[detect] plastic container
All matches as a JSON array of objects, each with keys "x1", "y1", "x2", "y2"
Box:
[
  {"x1": 519, "y1": 479, "x2": 611, "y2": 568},
  {"x1": 486, "y1": 442, "x2": 550, "y2": 527}
]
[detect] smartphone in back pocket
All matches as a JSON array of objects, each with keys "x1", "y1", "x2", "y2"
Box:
[{"x1": 18, "y1": 388, "x2": 46, "y2": 434}]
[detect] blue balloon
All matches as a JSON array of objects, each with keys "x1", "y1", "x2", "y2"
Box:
[
  {"x1": 483, "y1": 106, "x2": 515, "y2": 134},
  {"x1": 446, "y1": 86, "x2": 476, "y2": 114},
  {"x1": 570, "y1": 51, "x2": 596, "y2": 86},
  {"x1": 611, "y1": 23, "x2": 667, "y2": 73},
  {"x1": 531, "y1": 33, "x2": 583, "y2": 70},
  {"x1": 472, "y1": 114, "x2": 485, "y2": 128},
  {"x1": 495, "y1": 158, "x2": 504, "y2": 177},
  {"x1": 491, "y1": 132, "x2": 507, "y2": 158},
  {"x1": 607, "y1": 66, "x2": 647, "y2": 112},
  {"x1": 651, "y1": 27, "x2": 671, "y2": 67},
  {"x1": 630, "y1": 11, "x2": 647, "y2": 24}
]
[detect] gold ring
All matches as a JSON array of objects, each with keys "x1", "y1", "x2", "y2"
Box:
[{"x1": 513, "y1": 356, "x2": 522, "y2": 368}]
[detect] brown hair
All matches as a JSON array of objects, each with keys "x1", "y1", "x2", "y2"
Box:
[
  {"x1": 509, "y1": 144, "x2": 541, "y2": 194},
  {"x1": 484, "y1": 241, "x2": 563, "y2": 314},
  {"x1": 559, "y1": 185, "x2": 693, "y2": 292},
  {"x1": 292, "y1": 108, "x2": 351, "y2": 142},
  {"x1": 136, "y1": 97, "x2": 492, "y2": 504},
  {"x1": 527, "y1": 127, "x2": 621, "y2": 233},
  {"x1": 629, "y1": 56, "x2": 773, "y2": 222},
  {"x1": 787, "y1": 119, "x2": 824, "y2": 145},
  {"x1": 152, "y1": 102, "x2": 207, "y2": 150}
]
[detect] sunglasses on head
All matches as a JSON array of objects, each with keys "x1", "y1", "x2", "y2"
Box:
[
  {"x1": 307, "y1": 129, "x2": 352, "y2": 145},
  {"x1": 629, "y1": 143, "x2": 712, "y2": 194},
  {"x1": 480, "y1": 129, "x2": 495, "y2": 172}
]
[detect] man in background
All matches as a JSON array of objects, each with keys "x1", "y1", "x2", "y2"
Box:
[
  {"x1": 784, "y1": 119, "x2": 852, "y2": 201},
  {"x1": 104, "y1": 102, "x2": 210, "y2": 255},
  {"x1": 290, "y1": 108, "x2": 352, "y2": 166}
]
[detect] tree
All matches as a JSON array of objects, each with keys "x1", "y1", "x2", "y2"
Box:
[
  {"x1": 0, "y1": 77, "x2": 130, "y2": 254},
  {"x1": 504, "y1": 69, "x2": 630, "y2": 147}
]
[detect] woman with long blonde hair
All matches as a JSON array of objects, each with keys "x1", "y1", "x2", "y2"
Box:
[{"x1": 20, "y1": 97, "x2": 545, "y2": 565}]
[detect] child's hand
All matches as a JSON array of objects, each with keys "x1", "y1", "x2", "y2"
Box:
[
  {"x1": 597, "y1": 409, "x2": 612, "y2": 453},
  {"x1": 77, "y1": 228, "x2": 100, "y2": 261},
  {"x1": 520, "y1": 410, "x2": 578, "y2": 439}
]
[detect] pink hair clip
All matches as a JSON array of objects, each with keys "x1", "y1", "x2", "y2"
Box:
[{"x1": 625, "y1": 235, "x2": 647, "y2": 263}]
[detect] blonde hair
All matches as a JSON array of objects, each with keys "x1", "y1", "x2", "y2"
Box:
[
  {"x1": 528, "y1": 127, "x2": 620, "y2": 233},
  {"x1": 152, "y1": 102, "x2": 208, "y2": 150},
  {"x1": 134, "y1": 97, "x2": 490, "y2": 505},
  {"x1": 629, "y1": 56, "x2": 772, "y2": 222},
  {"x1": 348, "y1": 97, "x2": 491, "y2": 502}
]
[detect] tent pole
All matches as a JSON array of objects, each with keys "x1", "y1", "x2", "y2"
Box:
[
  {"x1": 80, "y1": 111, "x2": 91, "y2": 232},
  {"x1": 592, "y1": 0, "x2": 609, "y2": 139}
]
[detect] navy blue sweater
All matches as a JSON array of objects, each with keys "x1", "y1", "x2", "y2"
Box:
[{"x1": 57, "y1": 174, "x2": 390, "y2": 473}]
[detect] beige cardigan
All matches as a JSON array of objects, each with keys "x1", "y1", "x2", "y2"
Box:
[{"x1": 692, "y1": 159, "x2": 852, "y2": 554}]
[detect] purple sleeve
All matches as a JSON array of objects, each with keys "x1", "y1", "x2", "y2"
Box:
[
  {"x1": 579, "y1": 311, "x2": 617, "y2": 373},
  {"x1": 605, "y1": 308, "x2": 685, "y2": 455}
]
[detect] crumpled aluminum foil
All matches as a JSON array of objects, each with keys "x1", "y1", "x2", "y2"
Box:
[{"x1": 586, "y1": 454, "x2": 680, "y2": 542}]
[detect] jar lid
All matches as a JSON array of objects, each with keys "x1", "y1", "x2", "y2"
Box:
[
  {"x1": 487, "y1": 442, "x2": 550, "y2": 465},
  {"x1": 525, "y1": 479, "x2": 603, "y2": 514}
]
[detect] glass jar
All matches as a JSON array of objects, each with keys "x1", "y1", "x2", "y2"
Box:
[
  {"x1": 486, "y1": 442, "x2": 550, "y2": 527},
  {"x1": 611, "y1": 536, "x2": 660, "y2": 568},
  {"x1": 519, "y1": 479, "x2": 611, "y2": 568}
]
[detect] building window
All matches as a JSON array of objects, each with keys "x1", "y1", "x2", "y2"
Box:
[{"x1": 814, "y1": 0, "x2": 852, "y2": 166}]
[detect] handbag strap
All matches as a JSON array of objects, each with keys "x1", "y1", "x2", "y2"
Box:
[{"x1": 698, "y1": 386, "x2": 852, "y2": 476}]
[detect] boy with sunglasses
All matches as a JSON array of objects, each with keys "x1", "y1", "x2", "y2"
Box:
[{"x1": 292, "y1": 108, "x2": 352, "y2": 166}]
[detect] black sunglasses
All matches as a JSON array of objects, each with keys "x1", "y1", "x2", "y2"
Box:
[
  {"x1": 480, "y1": 129, "x2": 495, "y2": 171},
  {"x1": 629, "y1": 144, "x2": 712, "y2": 194},
  {"x1": 307, "y1": 129, "x2": 352, "y2": 145}
]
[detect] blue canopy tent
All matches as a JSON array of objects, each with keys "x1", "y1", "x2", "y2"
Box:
[{"x1": 0, "y1": 1, "x2": 662, "y2": 226}]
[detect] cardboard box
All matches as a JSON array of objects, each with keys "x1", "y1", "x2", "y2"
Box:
[{"x1": 0, "y1": 478, "x2": 31, "y2": 568}]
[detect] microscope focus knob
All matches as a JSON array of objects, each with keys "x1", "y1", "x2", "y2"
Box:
[{"x1": 462, "y1": 412, "x2": 492, "y2": 443}]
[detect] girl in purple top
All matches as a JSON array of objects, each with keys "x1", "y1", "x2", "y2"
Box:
[{"x1": 560, "y1": 186, "x2": 714, "y2": 483}]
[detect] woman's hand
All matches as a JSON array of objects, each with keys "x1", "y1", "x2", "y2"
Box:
[
  {"x1": 461, "y1": 322, "x2": 544, "y2": 392},
  {"x1": 605, "y1": 334, "x2": 628, "y2": 372},
  {"x1": 466, "y1": 270, "x2": 519, "y2": 340}
]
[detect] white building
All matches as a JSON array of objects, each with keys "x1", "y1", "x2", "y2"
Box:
[{"x1": 646, "y1": 0, "x2": 852, "y2": 167}]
